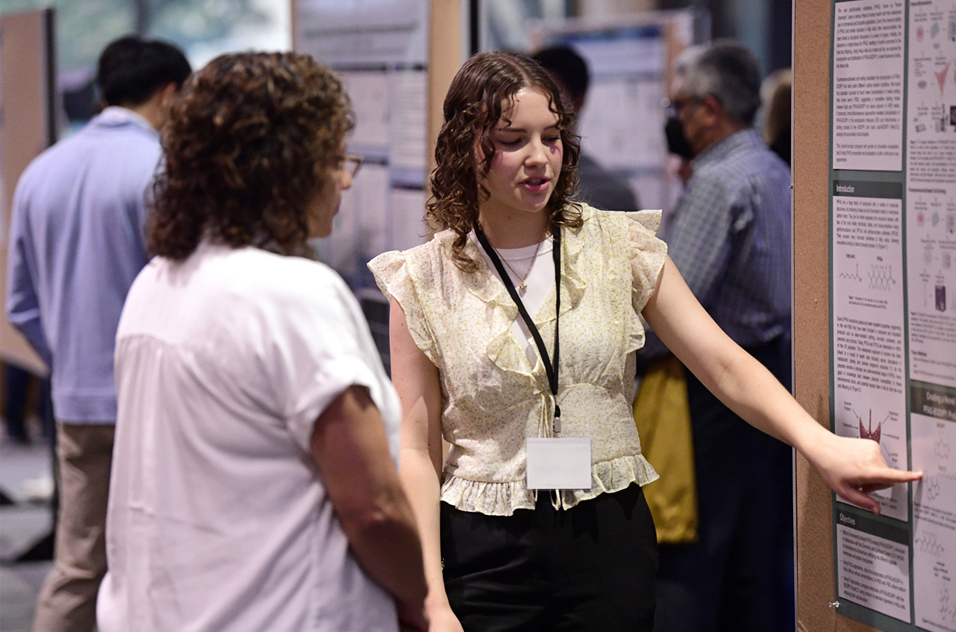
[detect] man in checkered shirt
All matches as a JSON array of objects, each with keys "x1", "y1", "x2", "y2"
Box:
[{"x1": 645, "y1": 40, "x2": 794, "y2": 632}]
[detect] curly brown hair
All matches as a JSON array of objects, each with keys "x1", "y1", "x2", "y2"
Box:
[
  {"x1": 148, "y1": 52, "x2": 354, "y2": 260},
  {"x1": 428, "y1": 51, "x2": 582, "y2": 271}
]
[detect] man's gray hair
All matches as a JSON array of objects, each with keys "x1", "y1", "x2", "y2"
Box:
[
  {"x1": 672, "y1": 44, "x2": 704, "y2": 81},
  {"x1": 681, "y1": 40, "x2": 762, "y2": 126}
]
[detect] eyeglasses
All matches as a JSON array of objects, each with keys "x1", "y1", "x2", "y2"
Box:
[
  {"x1": 662, "y1": 96, "x2": 704, "y2": 118},
  {"x1": 338, "y1": 154, "x2": 363, "y2": 178}
]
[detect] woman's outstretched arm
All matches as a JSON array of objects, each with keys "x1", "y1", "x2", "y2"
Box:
[{"x1": 641, "y1": 256, "x2": 921, "y2": 513}]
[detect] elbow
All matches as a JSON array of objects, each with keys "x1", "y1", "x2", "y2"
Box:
[{"x1": 337, "y1": 487, "x2": 414, "y2": 540}]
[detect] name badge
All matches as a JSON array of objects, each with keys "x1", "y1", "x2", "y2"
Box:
[{"x1": 526, "y1": 437, "x2": 592, "y2": 490}]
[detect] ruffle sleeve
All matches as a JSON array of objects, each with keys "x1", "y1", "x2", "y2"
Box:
[
  {"x1": 367, "y1": 250, "x2": 439, "y2": 366},
  {"x1": 624, "y1": 210, "x2": 667, "y2": 314}
]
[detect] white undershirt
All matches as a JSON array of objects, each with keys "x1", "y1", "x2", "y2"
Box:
[{"x1": 471, "y1": 232, "x2": 555, "y2": 368}]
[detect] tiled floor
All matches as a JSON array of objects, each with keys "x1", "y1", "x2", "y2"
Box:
[{"x1": 0, "y1": 437, "x2": 55, "y2": 632}]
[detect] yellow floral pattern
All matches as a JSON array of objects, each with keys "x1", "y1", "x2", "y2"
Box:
[{"x1": 369, "y1": 205, "x2": 667, "y2": 515}]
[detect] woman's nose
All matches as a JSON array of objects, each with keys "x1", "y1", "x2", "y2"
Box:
[
  {"x1": 525, "y1": 138, "x2": 548, "y2": 165},
  {"x1": 339, "y1": 169, "x2": 353, "y2": 191}
]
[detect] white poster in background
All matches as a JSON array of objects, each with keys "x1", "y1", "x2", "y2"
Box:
[
  {"x1": 388, "y1": 70, "x2": 428, "y2": 175},
  {"x1": 313, "y1": 163, "x2": 390, "y2": 281},
  {"x1": 294, "y1": 0, "x2": 428, "y2": 67},
  {"x1": 294, "y1": 0, "x2": 432, "y2": 281},
  {"x1": 832, "y1": 185, "x2": 908, "y2": 520},
  {"x1": 907, "y1": 5, "x2": 956, "y2": 630},
  {"x1": 390, "y1": 188, "x2": 428, "y2": 253},
  {"x1": 832, "y1": 0, "x2": 905, "y2": 171},
  {"x1": 580, "y1": 79, "x2": 647, "y2": 168},
  {"x1": 907, "y1": 0, "x2": 956, "y2": 389},
  {"x1": 339, "y1": 71, "x2": 390, "y2": 156},
  {"x1": 579, "y1": 78, "x2": 665, "y2": 170},
  {"x1": 356, "y1": 165, "x2": 392, "y2": 260}
]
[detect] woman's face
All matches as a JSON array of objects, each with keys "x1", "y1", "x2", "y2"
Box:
[
  {"x1": 306, "y1": 154, "x2": 353, "y2": 239},
  {"x1": 478, "y1": 88, "x2": 563, "y2": 220}
]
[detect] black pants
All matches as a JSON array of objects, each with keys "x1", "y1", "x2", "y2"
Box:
[
  {"x1": 655, "y1": 337, "x2": 795, "y2": 632},
  {"x1": 441, "y1": 483, "x2": 658, "y2": 632}
]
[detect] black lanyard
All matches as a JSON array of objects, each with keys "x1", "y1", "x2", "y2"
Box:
[{"x1": 474, "y1": 220, "x2": 562, "y2": 432}]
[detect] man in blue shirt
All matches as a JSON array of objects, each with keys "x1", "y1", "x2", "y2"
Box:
[
  {"x1": 643, "y1": 41, "x2": 794, "y2": 632},
  {"x1": 6, "y1": 36, "x2": 190, "y2": 632}
]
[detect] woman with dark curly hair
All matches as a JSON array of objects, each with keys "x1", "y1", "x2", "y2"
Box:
[
  {"x1": 369, "y1": 51, "x2": 918, "y2": 632},
  {"x1": 98, "y1": 52, "x2": 427, "y2": 632}
]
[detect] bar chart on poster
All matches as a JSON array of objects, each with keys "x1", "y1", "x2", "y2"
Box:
[{"x1": 829, "y1": 1, "x2": 956, "y2": 630}]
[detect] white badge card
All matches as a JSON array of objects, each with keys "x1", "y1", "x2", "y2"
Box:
[{"x1": 526, "y1": 437, "x2": 592, "y2": 490}]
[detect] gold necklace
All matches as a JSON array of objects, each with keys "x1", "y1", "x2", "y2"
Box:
[{"x1": 493, "y1": 238, "x2": 542, "y2": 293}]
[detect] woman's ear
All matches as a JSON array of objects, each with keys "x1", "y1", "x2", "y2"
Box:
[{"x1": 472, "y1": 133, "x2": 485, "y2": 166}]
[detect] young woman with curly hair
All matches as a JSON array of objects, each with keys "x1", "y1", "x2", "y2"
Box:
[
  {"x1": 98, "y1": 52, "x2": 427, "y2": 632},
  {"x1": 369, "y1": 51, "x2": 918, "y2": 632}
]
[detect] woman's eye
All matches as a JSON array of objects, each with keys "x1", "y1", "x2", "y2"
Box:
[
  {"x1": 496, "y1": 137, "x2": 522, "y2": 147},
  {"x1": 544, "y1": 135, "x2": 561, "y2": 145}
]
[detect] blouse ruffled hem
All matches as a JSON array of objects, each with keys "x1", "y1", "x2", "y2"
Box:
[{"x1": 439, "y1": 453, "x2": 660, "y2": 516}]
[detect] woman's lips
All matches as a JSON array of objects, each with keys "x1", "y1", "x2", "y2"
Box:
[{"x1": 521, "y1": 177, "x2": 550, "y2": 193}]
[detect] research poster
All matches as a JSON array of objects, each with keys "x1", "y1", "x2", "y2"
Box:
[
  {"x1": 294, "y1": 0, "x2": 430, "y2": 289},
  {"x1": 830, "y1": 1, "x2": 956, "y2": 630}
]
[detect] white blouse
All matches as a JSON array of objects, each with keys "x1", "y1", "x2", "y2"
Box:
[{"x1": 101, "y1": 243, "x2": 402, "y2": 631}]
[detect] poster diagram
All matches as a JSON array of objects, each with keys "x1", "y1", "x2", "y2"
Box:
[
  {"x1": 836, "y1": 399, "x2": 908, "y2": 517},
  {"x1": 912, "y1": 401, "x2": 956, "y2": 632},
  {"x1": 907, "y1": 187, "x2": 956, "y2": 386},
  {"x1": 908, "y1": 0, "x2": 956, "y2": 389}
]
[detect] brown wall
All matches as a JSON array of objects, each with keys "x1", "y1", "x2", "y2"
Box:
[
  {"x1": 793, "y1": 2, "x2": 878, "y2": 630},
  {"x1": 0, "y1": 10, "x2": 55, "y2": 376}
]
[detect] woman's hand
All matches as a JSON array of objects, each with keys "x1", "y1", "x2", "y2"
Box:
[
  {"x1": 424, "y1": 601, "x2": 465, "y2": 632},
  {"x1": 805, "y1": 433, "x2": 922, "y2": 514},
  {"x1": 398, "y1": 600, "x2": 429, "y2": 632}
]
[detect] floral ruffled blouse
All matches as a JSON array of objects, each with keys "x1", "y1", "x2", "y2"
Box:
[{"x1": 369, "y1": 205, "x2": 667, "y2": 516}]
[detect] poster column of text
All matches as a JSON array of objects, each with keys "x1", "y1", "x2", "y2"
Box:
[
  {"x1": 907, "y1": 1, "x2": 956, "y2": 631},
  {"x1": 831, "y1": 0, "x2": 914, "y2": 628}
]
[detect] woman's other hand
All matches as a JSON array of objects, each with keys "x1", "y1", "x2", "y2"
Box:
[
  {"x1": 398, "y1": 599, "x2": 429, "y2": 632},
  {"x1": 423, "y1": 601, "x2": 465, "y2": 632}
]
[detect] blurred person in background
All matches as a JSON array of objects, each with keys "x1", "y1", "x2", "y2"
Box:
[
  {"x1": 663, "y1": 45, "x2": 704, "y2": 187},
  {"x1": 761, "y1": 68, "x2": 793, "y2": 166},
  {"x1": 5, "y1": 35, "x2": 190, "y2": 632},
  {"x1": 532, "y1": 44, "x2": 639, "y2": 212},
  {"x1": 96, "y1": 52, "x2": 427, "y2": 632},
  {"x1": 642, "y1": 40, "x2": 795, "y2": 632}
]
